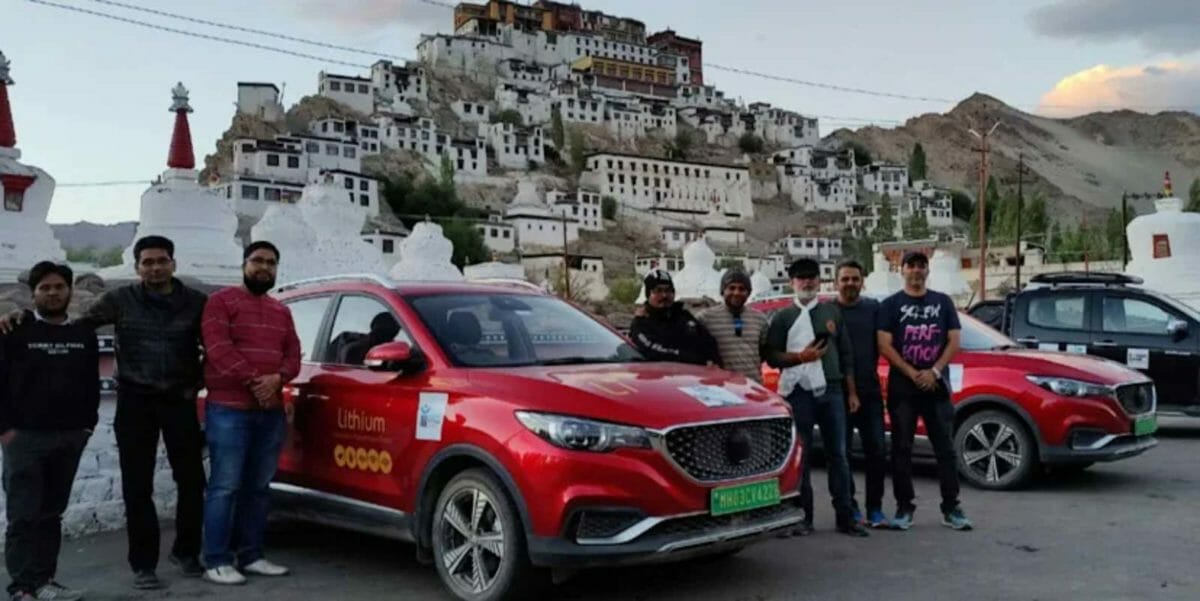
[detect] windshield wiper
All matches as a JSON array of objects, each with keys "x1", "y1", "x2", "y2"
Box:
[
  {"x1": 991, "y1": 344, "x2": 1025, "y2": 351},
  {"x1": 536, "y1": 355, "x2": 632, "y2": 366}
]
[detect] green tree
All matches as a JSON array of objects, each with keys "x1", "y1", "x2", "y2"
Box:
[
  {"x1": 738, "y1": 133, "x2": 765, "y2": 154},
  {"x1": 664, "y1": 130, "x2": 695, "y2": 160},
  {"x1": 908, "y1": 142, "x2": 927, "y2": 182},
  {"x1": 568, "y1": 127, "x2": 588, "y2": 175},
  {"x1": 442, "y1": 220, "x2": 489, "y2": 268},
  {"x1": 949, "y1": 189, "x2": 973, "y2": 221},
  {"x1": 601, "y1": 195, "x2": 617, "y2": 220},
  {"x1": 842, "y1": 236, "x2": 874, "y2": 276},
  {"x1": 97, "y1": 246, "x2": 124, "y2": 268},
  {"x1": 873, "y1": 194, "x2": 896, "y2": 243},
  {"x1": 438, "y1": 154, "x2": 455, "y2": 192},
  {"x1": 608, "y1": 277, "x2": 641, "y2": 305},
  {"x1": 903, "y1": 207, "x2": 931, "y2": 240},
  {"x1": 842, "y1": 140, "x2": 873, "y2": 166},
  {"x1": 66, "y1": 246, "x2": 97, "y2": 263},
  {"x1": 1024, "y1": 193, "x2": 1049, "y2": 241},
  {"x1": 1104, "y1": 207, "x2": 1125, "y2": 260},
  {"x1": 550, "y1": 106, "x2": 565, "y2": 149},
  {"x1": 1048, "y1": 220, "x2": 1063, "y2": 257},
  {"x1": 1188, "y1": 177, "x2": 1200, "y2": 212},
  {"x1": 491, "y1": 109, "x2": 523, "y2": 127}
]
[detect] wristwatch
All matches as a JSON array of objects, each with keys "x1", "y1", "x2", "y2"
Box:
[{"x1": 931, "y1": 366, "x2": 942, "y2": 378}]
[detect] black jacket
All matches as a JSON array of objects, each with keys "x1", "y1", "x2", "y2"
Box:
[
  {"x1": 628, "y1": 302, "x2": 721, "y2": 366},
  {"x1": 0, "y1": 311, "x2": 100, "y2": 433},
  {"x1": 80, "y1": 279, "x2": 207, "y2": 397}
]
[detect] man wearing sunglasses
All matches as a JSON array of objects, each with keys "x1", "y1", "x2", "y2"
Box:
[{"x1": 698, "y1": 268, "x2": 768, "y2": 382}]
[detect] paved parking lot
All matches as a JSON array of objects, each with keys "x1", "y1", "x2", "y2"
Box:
[{"x1": 52, "y1": 421, "x2": 1199, "y2": 601}]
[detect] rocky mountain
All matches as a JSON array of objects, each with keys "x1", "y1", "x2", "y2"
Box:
[
  {"x1": 830, "y1": 93, "x2": 1200, "y2": 222},
  {"x1": 51, "y1": 221, "x2": 136, "y2": 251}
]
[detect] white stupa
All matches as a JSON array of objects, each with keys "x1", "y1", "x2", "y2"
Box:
[
  {"x1": 749, "y1": 269, "x2": 775, "y2": 301},
  {"x1": 464, "y1": 260, "x2": 525, "y2": 281},
  {"x1": 928, "y1": 247, "x2": 970, "y2": 297},
  {"x1": 101, "y1": 83, "x2": 242, "y2": 284},
  {"x1": 1125, "y1": 173, "x2": 1200, "y2": 309},
  {"x1": 864, "y1": 250, "x2": 902, "y2": 298},
  {"x1": 388, "y1": 221, "x2": 464, "y2": 281},
  {"x1": 299, "y1": 177, "x2": 388, "y2": 277},
  {"x1": 0, "y1": 51, "x2": 66, "y2": 282},
  {"x1": 250, "y1": 201, "x2": 321, "y2": 285},
  {"x1": 672, "y1": 237, "x2": 723, "y2": 301}
]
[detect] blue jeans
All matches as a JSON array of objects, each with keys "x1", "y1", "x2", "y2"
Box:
[
  {"x1": 846, "y1": 388, "x2": 887, "y2": 514},
  {"x1": 788, "y1": 384, "x2": 854, "y2": 525},
  {"x1": 202, "y1": 405, "x2": 286, "y2": 568}
]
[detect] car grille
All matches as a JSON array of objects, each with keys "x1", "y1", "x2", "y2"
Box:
[
  {"x1": 1115, "y1": 383, "x2": 1155, "y2": 416},
  {"x1": 663, "y1": 418, "x2": 793, "y2": 482},
  {"x1": 646, "y1": 500, "x2": 800, "y2": 538},
  {"x1": 573, "y1": 510, "x2": 645, "y2": 540}
]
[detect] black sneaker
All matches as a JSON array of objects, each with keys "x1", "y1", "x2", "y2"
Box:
[
  {"x1": 836, "y1": 522, "x2": 870, "y2": 537},
  {"x1": 133, "y1": 570, "x2": 163, "y2": 590},
  {"x1": 170, "y1": 554, "x2": 205, "y2": 577}
]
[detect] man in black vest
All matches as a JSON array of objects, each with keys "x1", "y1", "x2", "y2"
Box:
[{"x1": 0, "y1": 262, "x2": 99, "y2": 601}]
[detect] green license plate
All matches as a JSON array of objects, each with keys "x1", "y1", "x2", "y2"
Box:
[
  {"x1": 1133, "y1": 415, "x2": 1158, "y2": 436},
  {"x1": 710, "y1": 479, "x2": 780, "y2": 516}
]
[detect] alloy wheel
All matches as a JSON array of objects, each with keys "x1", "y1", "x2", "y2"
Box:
[
  {"x1": 961, "y1": 420, "x2": 1024, "y2": 483},
  {"x1": 438, "y1": 487, "x2": 506, "y2": 594}
]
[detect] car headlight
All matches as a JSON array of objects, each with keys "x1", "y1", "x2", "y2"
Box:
[
  {"x1": 1026, "y1": 376, "x2": 1113, "y2": 398},
  {"x1": 515, "y1": 411, "x2": 651, "y2": 452}
]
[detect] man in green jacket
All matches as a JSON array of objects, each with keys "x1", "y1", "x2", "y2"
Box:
[{"x1": 764, "y1": 258, "x2": 867, "y2": 537}]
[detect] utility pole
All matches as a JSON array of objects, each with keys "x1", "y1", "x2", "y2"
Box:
[
  {"x1": 561, "y1": 212, "x2": 571, "y2": 300},
  {"x1": 969, "y1": 121, "x2": 1001, "y2": 301},
  {"x1": 1015, "y1": 153, "x2": 1028, "y2": 289}
]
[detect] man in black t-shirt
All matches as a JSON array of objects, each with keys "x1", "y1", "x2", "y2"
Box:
[
  {"x1": 0, "y1": 262, "x2": 98, "y2": 601},
  {"x1": 876, "y1": 251, "x2": 973, "y2": 531}
]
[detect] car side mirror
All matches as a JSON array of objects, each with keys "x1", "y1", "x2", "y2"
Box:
[
  {"x1": 364, "y1": 342, "x2": 424, "y2": 373},
  {"x1": 1167, "y1": 318, "x2": 1188, "y2": 341}
]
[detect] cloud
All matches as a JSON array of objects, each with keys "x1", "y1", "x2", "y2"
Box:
[
  {"x1": 1038, "y1": 61, "x2": 1200, "y2": 117},
  {"x1": 1028, "y1": 0, "x2": 1200, "y2": 54},
  {"x1": 292, "y1": 0, "x2": 449, "y2": 32}
]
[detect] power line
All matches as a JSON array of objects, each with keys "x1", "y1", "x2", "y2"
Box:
[
  {"x1": 57, "y1": 180, "x2": 153, "y2": 188},
  {"x1": 27, "y1": 0, "x2": 371, "y2": 69},
  {"x1": 707, "y1": 63, "x2": 958, "y2": 104},
  {"x1": 86, "y1": 0, "x2": 410, "y2": 61}
]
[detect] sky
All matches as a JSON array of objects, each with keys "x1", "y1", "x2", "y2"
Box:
[{"x1": 2, "y1": 0, "x2": 1198, "y2": 224}]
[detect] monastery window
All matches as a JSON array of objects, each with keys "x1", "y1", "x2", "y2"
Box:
[
  {"x1": 4, "y1": 189, "x2": 24, "y2": 212},
  {"x1": 266, "y1": 154, "x2": 280, "y2": 167},
  {"x1": 344, "y1": 178, "x2": 355, "y2": 190},
  {"x1": 382, "y1": 239, "x2": 394, "y2": 254},
  {"x1": 241, "y1": 185, "x2": 259, "y2": 200},
  {"x1": 330, "y1": 81, "x2": 342, "y2": 92},
  {"x1": 503, "y1": 230, "x2": 511, "y2": 239},
  {"x1": 345, "y1": 147, "x2": 357, "y2": 158},
  {"x1": 360, "y1": 195, "x2": 370, "y2": 206},
  {"x1": 326, "y1": 145, "x2": 339, "y2": 156},
  {"x1": 264, "y1": 188, "x2": 281, "y2": 202}
]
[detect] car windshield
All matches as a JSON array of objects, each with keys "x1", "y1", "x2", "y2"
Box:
[
  {"x1": 407, "y1": 293, "x2": 643, "y2": 368},
  {"x1": 959, "y1": 311, "x2": 1018, "y2": 350},
  {"x1": 1144, "y1": 288, "x2": 1200, "y2": 322}
]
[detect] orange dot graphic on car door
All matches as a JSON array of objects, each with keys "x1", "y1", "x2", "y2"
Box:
[
  {"x1": 379, "y1": 451, "x2": 393, "y2": 475},
  {"x1": 355, "y1": 448, "x2": 369, "y2": 470},
  {"x1": 367, "y1": 449, "x2": 381, "y2": 473},
  {"x1": 334, "y1": 445, "x2": 347, "y2": 468}
]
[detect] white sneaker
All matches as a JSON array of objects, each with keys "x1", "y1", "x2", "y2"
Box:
[
  {"x1": 203, "y1": 565, "x2": 247, "y2": 585},
  {"x1": 241, "y1": 559, "x2": 290, "y2": 577}
]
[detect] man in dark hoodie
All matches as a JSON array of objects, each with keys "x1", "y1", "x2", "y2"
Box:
[
  {"x1": 0, "y1": 261, "x2": 98, "y2": 601},
  {"x1": 1, "y1": 235, "x2": 208, "y2": 589},
  {"x1": 628, "y1": 269, "x2": 720, "y2": 366}
]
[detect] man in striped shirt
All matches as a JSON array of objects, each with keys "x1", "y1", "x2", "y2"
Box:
[
  {"x1": 199, "y1": 241, "x2": 301, "y2": 586},
  {"x1": 698, "y1": 268, "x2": 768, "y2": 382}
]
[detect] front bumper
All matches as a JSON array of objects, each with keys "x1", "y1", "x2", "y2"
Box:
[
  {"x1": 1041, "y1": 433, "x2": 1158, "y2": 464},
  {"x1": 527, "y1": 495, "x2": 804, "y2": 568}
]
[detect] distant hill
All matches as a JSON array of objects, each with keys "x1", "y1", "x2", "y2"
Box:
[
  {"x1": 51, "y1": 221, "x2": 137, "y2": 251},
  {"x1": 829, "y1": 93, "x2": 1200, "y2": 222}
]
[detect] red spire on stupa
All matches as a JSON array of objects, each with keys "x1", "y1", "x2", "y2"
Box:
[
  {"x1": 0, "y1": 51, "x2": 16, "y2": 149},
  {"x1": 167, "y1": 82, "x2": 195, "y2": 169}
]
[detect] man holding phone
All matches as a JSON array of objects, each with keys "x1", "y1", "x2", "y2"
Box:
[{"x1": 764, "y1": 259, "x2": 867, "y2": 537}]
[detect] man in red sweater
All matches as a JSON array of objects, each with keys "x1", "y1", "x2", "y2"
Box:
[{"x1": 199, "y1": 241, "x2": 300, "y2": 586}]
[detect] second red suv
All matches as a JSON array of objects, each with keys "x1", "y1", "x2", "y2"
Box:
[
  {"x1": 751, "y1": 296, "x2": 1158, "y2": 490},
  {"x1": 254, "y1": 275, "x2": 803, "y2": 601}
]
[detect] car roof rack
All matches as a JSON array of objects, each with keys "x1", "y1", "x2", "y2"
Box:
[
  {"x1": 1028, "y1": 272, "x2": 1144, "y2": 286},
  {"x1": 273, "y1": 273, "x2": 395, "y2": 294}
]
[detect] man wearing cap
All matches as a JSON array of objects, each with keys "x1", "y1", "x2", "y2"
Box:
[
  {"x1": 764, "y1": 259, "x2": 868, "y2": 537},
  {"x1": 877, "y1": 250, "x2": 972, "y2": 531},
  {"x1": 698, "y1": 268, "x2": 768, "y2": 382},
  {"x1": 628, "y1": 269, "x2": 720, "y2": 366}
]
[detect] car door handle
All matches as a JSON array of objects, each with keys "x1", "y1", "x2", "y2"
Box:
[
  {"x1": 1016, "y1": 337, "x2": 1038, "y2": 344},
  {"x1": 1093, "y1": 340, "x2": 1119, "y2": 347},
  {"x1": 304, "y1": 393, "x2": 330, "y2": 402}
]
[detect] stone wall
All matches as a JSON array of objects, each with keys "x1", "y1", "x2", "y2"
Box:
[{"x1": 0, "y1": 398, "x2": 180, "y2": 541}]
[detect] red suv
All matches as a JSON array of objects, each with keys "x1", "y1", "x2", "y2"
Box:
[
  {"x1": 258, "y1": 275, "x2": 803, "y2": 601},
  {"x1": 751, "y1": 296, "x2": 1158, "y2": 490}
]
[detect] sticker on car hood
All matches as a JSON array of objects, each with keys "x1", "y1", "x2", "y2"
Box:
[{"x1": 679, "y1": 385, "x2": 746, "y2": 407}]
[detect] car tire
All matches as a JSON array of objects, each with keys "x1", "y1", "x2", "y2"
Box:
[
  {"x1": 432, "y1": 468, "x2": 542, "y2": 601},
  {"x1": 954, "y1": 410, "x2": 1037, "y2": 490}
]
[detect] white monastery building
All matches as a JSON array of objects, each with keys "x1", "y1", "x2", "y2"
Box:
[{"x1": 581, "y1": 152, "x2": 753, "y2": 225}]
